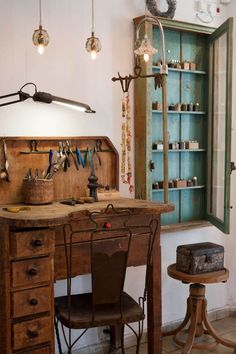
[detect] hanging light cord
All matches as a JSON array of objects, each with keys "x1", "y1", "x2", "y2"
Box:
[
  {"x1": 39, "y1": 0, "x2": 42, "y2": 27},
  {"x1": 91, "y1": 0, "x2": 94, "y2": 34}
]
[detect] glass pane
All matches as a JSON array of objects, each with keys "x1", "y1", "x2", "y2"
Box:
[{"x1": 209, "y1": 33, "x2": 227, "y2": 221}]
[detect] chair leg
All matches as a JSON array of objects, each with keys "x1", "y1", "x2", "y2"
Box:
[
  {"x1": 54, "y1": 317, "x2": 63, "y2": 354},
  {"x1": 135, "y1": 320, "x2": 143, "y2": 354},
  {"x1": 110, "y1": 325, "x2": 124, "y2": 353}
]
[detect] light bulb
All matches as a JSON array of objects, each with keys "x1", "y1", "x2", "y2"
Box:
[
  {"x1": 91, "y1": 50, "x2": 97, "y2": 60},
  {"x1": 38, "y1": 44, "x2": 44, "y2": 55},
  {"x1": 144, "y1": 53, "x2": 150, "y2": 62}
]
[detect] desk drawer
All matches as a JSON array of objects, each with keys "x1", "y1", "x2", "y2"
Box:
[
  {"x1": 11, "y1": 229, "x2": 55, "y2": 258},
  {"x1": 12, "y1": 286, "x2": 51, "y2": 318},
  {"x1": 13, "y1": 316, "x2": 50, "y2": 351},
  {"x1": 21, "y1": 346, "x2": 50, "y2": 354},
  {"x1": 12, "y1": 257, "x2": 51, "y2": 288}
]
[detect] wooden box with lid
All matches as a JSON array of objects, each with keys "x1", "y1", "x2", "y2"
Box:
[{"x1": 176, "y1": 242, "x2": 224, "y2": 274}]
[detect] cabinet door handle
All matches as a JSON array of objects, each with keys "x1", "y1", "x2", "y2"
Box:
[
  {"x1": 31, "y1": 239, "x2": 43, "y2": 247},
  {"x1": 27, "y1": 329, "x2": 39, "y2": 339},
  {"x1": 28, "y1": 267, "x2": 38, "y2": 276},
  {"x1": 29, "y1": 298, "x2": 38, "y2": 306}
]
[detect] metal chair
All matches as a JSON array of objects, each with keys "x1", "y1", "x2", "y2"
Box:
[{"x1": 54, "y1": 204, "x2": 158, "y2": 354}]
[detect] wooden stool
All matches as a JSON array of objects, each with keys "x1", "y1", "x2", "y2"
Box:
[{"x1": 162, "y1": 264, "x2": 236, "y2": 354}]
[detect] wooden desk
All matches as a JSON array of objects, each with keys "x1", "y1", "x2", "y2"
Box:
[{"x1": 0, "y1": 199, "x2": 173, "y2": 354}]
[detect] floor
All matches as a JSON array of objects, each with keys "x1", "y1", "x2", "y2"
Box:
[{"x1": 126, "y1": 317, "x2": 236, "y2": 353}]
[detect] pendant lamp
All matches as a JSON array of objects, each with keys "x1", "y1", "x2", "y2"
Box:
[
  {"x1": 85, "y1": 0, "x2": 101, "y2": 60},
  {"x1": 32, "y1": 0, "x2": 49, "y2": 55}
]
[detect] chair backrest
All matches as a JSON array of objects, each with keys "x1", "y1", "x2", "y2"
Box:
[{"x1": 63, "y1": 204, "x2": 159, "y2": 320}]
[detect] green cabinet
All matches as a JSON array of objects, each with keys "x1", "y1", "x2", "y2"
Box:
[{"x1": 134, "y1": 17, "x2": 233, "y2": 233}]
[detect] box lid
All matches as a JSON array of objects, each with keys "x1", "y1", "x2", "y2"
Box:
[{"x1": 177, "y1": 242, "x2": 224, "y2": 257}]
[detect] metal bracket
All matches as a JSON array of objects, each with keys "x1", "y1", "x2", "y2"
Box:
[{"x1": 230, "y1": 162, "x2": 236, "y2": 174}]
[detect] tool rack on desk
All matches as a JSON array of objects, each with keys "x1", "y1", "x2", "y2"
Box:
[{"x1": 0, "y1": 136, "x2": 119, "y2": 204}]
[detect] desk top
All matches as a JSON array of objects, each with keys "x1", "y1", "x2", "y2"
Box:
[{"x1": 0, "y1": 198, "x2": 174, "y2": 228}]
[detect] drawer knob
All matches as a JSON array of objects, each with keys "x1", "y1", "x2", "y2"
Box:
[
  {"x1": 29, "y1": 298, "x2": 38, "y2": 306},
  {"x1": 31, "y1": 239, "x2": 43, "y2": 247},
  {"x1": 104, "y1": 222, "x2": 112, "y2": 229},
  {"x1": 28, "y1": 267, "x2": 38, "y2": 276},
  {"x1": 27, "y1": 329, "x2": 39, "y2": 339}
]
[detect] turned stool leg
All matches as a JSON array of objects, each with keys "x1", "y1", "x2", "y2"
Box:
[
  {"x1": 176, "y1": 283, "x2": 206, "y2": 354},
  {"x1": 202, "y1": 299, "x2": 236, "y2": 351}
]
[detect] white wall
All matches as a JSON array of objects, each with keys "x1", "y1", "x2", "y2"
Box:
[{"x1": 0, "y1": 0, "x2": 234, "y2": 352}]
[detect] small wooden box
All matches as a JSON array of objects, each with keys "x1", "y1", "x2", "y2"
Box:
[
  {"x1": 189, "y1": 62, "x2": 196, "y2": 70},
  {"x1": 186, "y1": 141, "x2": 199, "y2": 149},
  {"x1": 176, "y1": 242, "x2": 224, "y2": 274},
  {"x1": 174, "y1": 179, "x2": 187, "y2": 188},
  {"x1": 182, "y1": 61, "x2": 190, "y2": 70}
]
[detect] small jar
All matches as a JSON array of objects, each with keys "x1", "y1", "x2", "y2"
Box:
[
  {"x1": 150, "y1": 160, "x2": 155, "y2": 171},
  {"x1": 193, "y1": 102, "x2": 200, "y2": 112},
  {"x1": 181, "y1": 103, "x2": 187, "y2": 111},
  {"x1": 187, "y1": 103, "x2": 193, "y2": 111},
  {"x1": 172, "y1": 141, "x2": 179, "y2": 150},
  {"x1": 152, "y1": 102, "x2": 158, "y2": 110},
  {"x1": 157, "y1": 102, "x2": 162, "y2": 111},
  {"x1": 152, "y1": 182, "x2": 159, "y2": 190},
  {"x1": 179, "y1": 141, "x2": 186, "y2": 149},
  {"x1": 168, "y1": 104, "x2": 176, "y2": 111},
  {"x1": 175, "y1": 103, "x2": 181, "y2": 111},
  {"x1": 152, "y1": 142, "x2": 157, "y2": 150},
  {"x1": 169, "y1": 180, "x2": 174, "y2": 188},
  {"x1": 187, "y1": 179, "x2": 193, "y2": 187},
  {"x1": 192, "y1": 176, "x2": 198, "y2": 186}
]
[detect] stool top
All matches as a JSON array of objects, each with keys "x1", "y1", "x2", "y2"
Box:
[{"x1": 167, "y1": 263, "x2": 229, "y2": 284}]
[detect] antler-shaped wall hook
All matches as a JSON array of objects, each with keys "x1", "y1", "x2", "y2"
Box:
[{"x1": 112, "y1": 57, "x2": 163, "y2": 93}]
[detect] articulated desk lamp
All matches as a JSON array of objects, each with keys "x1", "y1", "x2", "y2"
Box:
[{"x1": 0, "y1": 82, "x2": 95, "y2": 113}]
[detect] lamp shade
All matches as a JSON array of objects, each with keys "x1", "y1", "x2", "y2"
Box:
[
  {"x1": 33, "y1": 92, "x2": 95, "y2": 113},
  {"x1": 0, "y1": 83, "x2": 95, "y2": 113}
]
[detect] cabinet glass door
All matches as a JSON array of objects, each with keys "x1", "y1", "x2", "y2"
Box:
[{"x1": 206, "y1": 18, "x2": 233, "y2": 234}]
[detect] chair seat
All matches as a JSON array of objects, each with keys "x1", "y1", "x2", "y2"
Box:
[{"x1": 55, "y1": 291, "x2": 144, "y2": 329}]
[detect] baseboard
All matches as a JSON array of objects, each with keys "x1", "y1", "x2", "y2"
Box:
[{"x1": 69, "y1": 306, "x2": 232, "y2": 354}]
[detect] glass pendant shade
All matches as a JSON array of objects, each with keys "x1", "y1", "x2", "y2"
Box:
[
  {"x1": 86, "y1": 32, "x2": 102, "y2": 60},
  {"x1": 32, "y1": 25, "x2": 49, "y2": 55},
  {"x1": 134, "y1": 34, "x2": 157, "y2": 62}
]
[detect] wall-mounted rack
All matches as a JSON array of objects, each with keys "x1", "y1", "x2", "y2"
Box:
[{"x1": 0, "y1": 137, "x2": 119, "y2": 204}]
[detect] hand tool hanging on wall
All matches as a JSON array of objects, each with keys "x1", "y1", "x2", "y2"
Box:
[
  {"x1": 76, "y1": 147, "x2": 85, "y2": 168},
  {"x1": 66, "y1": 140, "x2": 79, "y2": 170},
  {"x1": 93, "y1": 144, "x2": 102, "y2": 166},
  {"x1": 0, "y1": 139, "x2": 10, "y2": 182}
]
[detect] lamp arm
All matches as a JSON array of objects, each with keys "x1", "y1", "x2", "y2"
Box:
[
  {"x1": 0, "y1": 91, "x2": 31, "y2": 107},
  {"x1": 136, "y1": 16, "x2": 168, "y2": 74}
]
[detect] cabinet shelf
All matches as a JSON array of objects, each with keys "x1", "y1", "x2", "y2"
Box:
[
  {"x1": 152, "y1": 185, "x2": 205, "y2": 192},
  {"x1": 152, "y1": 110, "x2": 206, "y2": 115},
  {"x1": 152, "y1": 66, "x2": 207, "y2": 75},
  {"x1": 152, "y1": 149, "x2": 206, "y2": 153}
]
